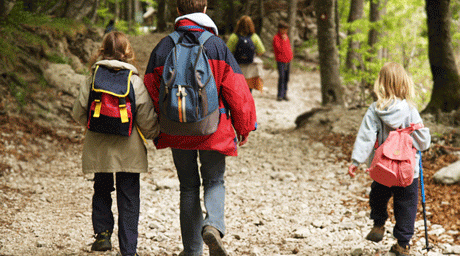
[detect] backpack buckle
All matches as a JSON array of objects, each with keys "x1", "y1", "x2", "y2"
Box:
[{"x1": 119, "y1": 98, "x2": 129, "y2": 123}]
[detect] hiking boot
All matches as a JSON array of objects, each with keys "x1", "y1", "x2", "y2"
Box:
[
  {"x1": 116, "y1": 253, "x2": 139, "y2": 256},
  {"x1": 390, "y1": 243, "x2": 411, "y2": 256},
  {"x1": 202, "y1": 226, "x2": 228, "y2": 256},
  {"x1": 91, "y1": 230, "x2": 112, "y2": 251},
  {"x1": 178, "y1": 249, "x2": 203, "y2": 256},
  {"x1": 365, "y1": 225, "x2": 385, "y2": 242}
]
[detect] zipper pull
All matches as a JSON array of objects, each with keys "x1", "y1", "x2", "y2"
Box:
[{"x1": 176, "y1": 85, "x2": 188, "y2": 97}]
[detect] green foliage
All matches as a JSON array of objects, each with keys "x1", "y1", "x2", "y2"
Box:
[
  {"x1": 263, "y1": 56, "x2": 277, "y2": 70},
  {"x1": 97, "y1": 7, "x2": 115, "y2": 23},
  {"x1": 142, "y1": 0, "x2": 157, "y2": 6},
  {"x1": 6, "y1": 3, "x2": 85, "y2": 37},
  {"x1": 46, "y1": 52, "x2": 69, "y2": 64},
  {"x1": 338, "y1": 0, "x2": 431, "y2": 109},
  {"x1": 0, "y1": 28, "x2": 22, "y2": 70},
  {"x1": 299, "y1": 38, "x2": 318, "y2": 51},
  {"x1": 6, "y1": 73, "x2": 29, "y2": 108},
  {"x1": 113, "y1": 19, "x2": 143, "y2": 35},
  {"x1": 0, "y1": 2, "x2": 86, "y2": 71},
  {"x1": 450, "y1": 1, "x2": 460, "y2": 50},
  {"x1": 94, "y1": 0, "x2": 157, "y2": 35}
]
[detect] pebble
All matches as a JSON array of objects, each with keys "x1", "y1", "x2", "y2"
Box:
[{"x1": 0, "y1": 50, "x2": 455, "y2": 256}]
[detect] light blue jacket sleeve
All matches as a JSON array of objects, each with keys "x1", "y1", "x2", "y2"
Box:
[
  {"x1": 351, "y1": 106, "x2": 379, "y2": 166},
  {"x1": 410, "y1": 108, "x2": 431, "y2": 152}
]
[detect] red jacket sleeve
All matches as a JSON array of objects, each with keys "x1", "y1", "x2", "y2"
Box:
[{"x1": 219, "y1": 61, "x2": 257, "y2": 137}]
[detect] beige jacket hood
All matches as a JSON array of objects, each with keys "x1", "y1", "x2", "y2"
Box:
[{"x1": 72, "y1": 60, "x2": 159, "y2": 173}]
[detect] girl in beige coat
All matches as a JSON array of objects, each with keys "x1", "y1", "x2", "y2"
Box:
[{"x1": 72, "y1": 31, "x2": 159, "y2": 256}]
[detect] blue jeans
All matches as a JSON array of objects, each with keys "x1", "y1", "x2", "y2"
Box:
[
  {"x1": 171, "y1": 149, "x2": 226, "y2": 256},
  {"x1": 369, "y1": 179, "x2": 419, "y2": 247},
  {"x1": 277, "y1": 62, "x2": 290, "y2": 98},
  {"x1": 92, "y1": 172, "x2": 140, "y2": 256}
]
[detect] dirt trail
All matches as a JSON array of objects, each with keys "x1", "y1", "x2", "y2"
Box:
[{"x1": 0, "y1": 33, "x2": 454, "y2": 256}]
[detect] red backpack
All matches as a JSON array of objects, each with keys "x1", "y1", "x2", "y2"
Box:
[{"x1": 367, "y1": 123, "x2": 424, "y2": 187}]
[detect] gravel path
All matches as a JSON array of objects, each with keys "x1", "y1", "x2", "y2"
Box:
[{"x1": 0, "y1": 33, "x2": 455, "y2": 256}]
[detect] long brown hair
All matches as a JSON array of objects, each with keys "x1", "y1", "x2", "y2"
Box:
[
  {"x1": 177, "y1": 0, "x2": 207, "y2": 15},
  {"x1": 234, "y1": 15, "x2": 255, "y2": 36},
  {"x1": 88, "y1": 31, "x2": 136, "y2": 68}
]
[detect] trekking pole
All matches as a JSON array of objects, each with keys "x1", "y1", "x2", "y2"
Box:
[{"x1": 419, "y1": 151, "x2": 433, "y2": 251}]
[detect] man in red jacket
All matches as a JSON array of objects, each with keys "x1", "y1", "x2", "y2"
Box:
[
  {"x1": 143, "y1": 0, "x2": 257, "y2": 255},
  {"x1": 273, "y1": 20, "x2": 293, "y2": 101}
]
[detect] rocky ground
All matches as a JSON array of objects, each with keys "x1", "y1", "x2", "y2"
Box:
[{"x1": 1, "y1": 32, "x2": 460, "y2": 256}]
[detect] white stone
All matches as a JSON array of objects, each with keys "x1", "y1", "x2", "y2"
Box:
[{"x1": 433, "y1": 160, "x2": 460, "y2": 184}]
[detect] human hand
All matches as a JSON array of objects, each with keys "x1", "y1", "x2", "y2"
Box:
[
  {"x1": 238, "y1": 134, "x2": 248, "y2": 146},
  {"x1": 348, "y1": 165, "x2": 358, "y2": 178}
]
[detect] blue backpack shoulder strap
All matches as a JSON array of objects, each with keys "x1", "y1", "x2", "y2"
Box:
[
  {"x1": 197, "y1": 31, "x2": 213, "y2": 45},
  {"x1": 169, "y1": 31, "x2": 181, "y2": 45}
]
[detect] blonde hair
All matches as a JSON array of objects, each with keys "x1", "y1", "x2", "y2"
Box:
[
  {"x1": 234, "y1": 15, "x2": 255, "y2": 36},
  {"x1": 374, "y1": 62, "x2": 415, "y2": 110},
  {"x1": 88, "y1": 31, "x2": 136, "y2": 68}
]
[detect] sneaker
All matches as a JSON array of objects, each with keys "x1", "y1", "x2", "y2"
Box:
[
  {"x1": 283, "y1": 96, "x2": 290, "y2": 101},
  {"x1": 365, "y1": 225, "x2": 385, "y2": 242},
  {"x1": 276, "y1": 97, "x2": 283, "y2": 101},
  {"x1": 116, "y1": 253, "x2": 139, "y2": 256},
  {"x1": 202, "y1": 226, "x2": 228, "y2": 256},
  {"x1": 91, "y1": 230, "x2": 112, "y2": 251},
  {"x1": 390, "y1": 243, "x2": 411, "y2": 256}
]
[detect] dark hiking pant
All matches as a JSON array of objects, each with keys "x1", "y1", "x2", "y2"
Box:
[
  {"x1": 369, "y1": 178, "x2": 419, "y2": 247},
  {"x1": 92, "y1": 172, "x2": 140, "y2": 255},
  {"x1": 277, "y1": 61, "x2": 290, "y2": 99}
]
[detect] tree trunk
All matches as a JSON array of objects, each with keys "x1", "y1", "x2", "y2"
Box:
[
  {"x1": 368, "y1": 0, "x2": 380, "y2": 48},
  {"x1": 315, "y1": 0, "x2": 344, "y2": 105},
  {"x1": 115, "y1": 0, "x2": 120, "y2": 21},
  {"x1": 255, "y1": 0, "x2": 264, "y2": 35},
  {"x1": 134, "y1": 0, "x2": 140, "y2": 23},
  {"x1": 368, "y1": 0, "x2": 388, "y2": 59},
  {"x1": 127, "y1": 0, "x2": 133, "y2": 30},
  {"x1": 226, "y1": 0, "x2": 235, "y2": 34},
  {"x1": 288, "y1": 0, "x2": 298, "y2": 50},
  {"x1": 345, "y1": 0, "x2": 364, "y2": 71},
  {"x1": 334, "y1": 0, "x2": 339, "y2": 46},
  {"x1": 0, "y1": 0, "x2": 16, "y2": 20},
  {"x1": 424, "y1": 0, "x2": 460, "y2": 113},
  {"x1": 157, "y1": 0, "x2": 166, "y2": 32}
]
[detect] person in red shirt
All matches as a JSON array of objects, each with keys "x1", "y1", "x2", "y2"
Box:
[{"x1": 272, "y1": 20, "x2": 293, "y2": 101}]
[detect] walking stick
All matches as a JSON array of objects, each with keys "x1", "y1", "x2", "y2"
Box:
[{"x1": 419, "y1": 151, "x2": 433, "y2": 251}]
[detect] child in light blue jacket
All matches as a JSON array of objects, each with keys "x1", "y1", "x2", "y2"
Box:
[{"x1": 348, "y1": 62, "x2": 431, "y2": 256}]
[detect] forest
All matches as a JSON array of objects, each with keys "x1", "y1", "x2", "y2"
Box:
[{"x1": 2, "y1": 0, "x2": 460, "y2": 116}]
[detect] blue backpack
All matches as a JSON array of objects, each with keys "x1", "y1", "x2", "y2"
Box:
[
  {"x1": 234, "y1": 34, "x2": 255, "y2": 64},
  {"x1": 159, "y1": 31, "x2": 220, "y2": 136}
]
